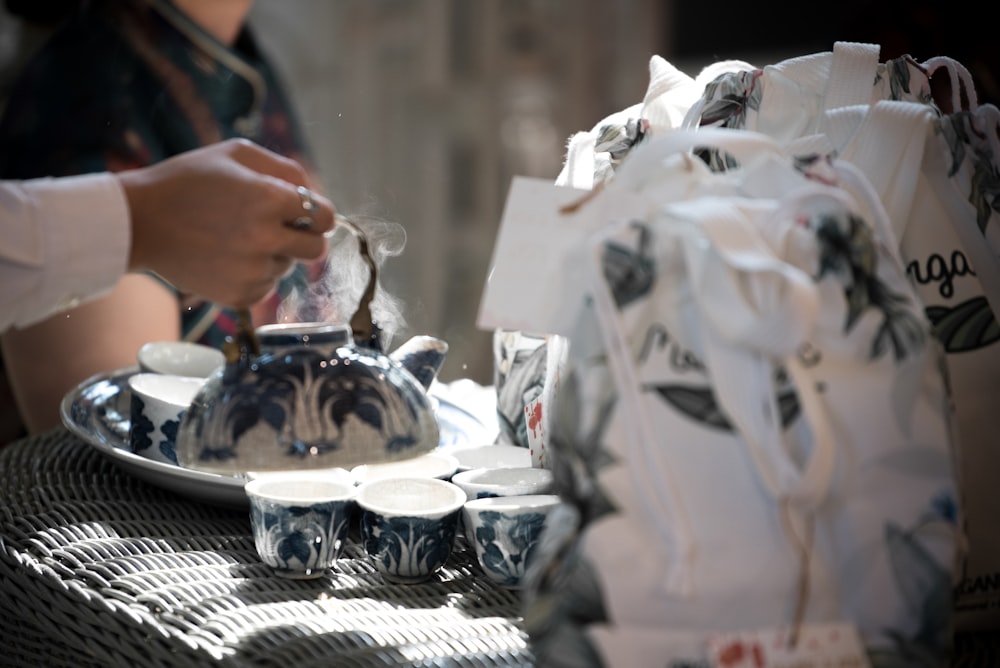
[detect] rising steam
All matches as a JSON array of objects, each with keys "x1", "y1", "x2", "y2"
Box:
[{"x1": 278, "y1": 215, "x2": 408, "y2": 349}]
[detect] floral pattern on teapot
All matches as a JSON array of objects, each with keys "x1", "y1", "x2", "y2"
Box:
[{"x1": 177, "y1": 335, "x2": 442, "y2": 474}]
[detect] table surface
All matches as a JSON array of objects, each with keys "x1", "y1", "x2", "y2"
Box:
[{"x1": 0, "y1": 428, "x2": 534, "y2": 667}]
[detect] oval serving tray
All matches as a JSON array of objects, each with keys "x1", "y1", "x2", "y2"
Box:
[{"x1": 61, "y1": 366, "x2": 496, "y2": 508}]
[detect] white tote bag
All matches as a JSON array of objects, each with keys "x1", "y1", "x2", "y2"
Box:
[
  {"x1": 522, "y1": 129, "x2": 961, "y2": 668},
  {"x1": 684, "y1": 44, "x2": 1000, "y2": 630}
]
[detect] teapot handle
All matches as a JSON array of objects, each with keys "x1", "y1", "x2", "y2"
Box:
[
  {"x1": 219, "y1": 308, "x2": 261, "y2": 380},
  {"x1": 337, "y1": 215, "x2": 384, "y2": 351}
]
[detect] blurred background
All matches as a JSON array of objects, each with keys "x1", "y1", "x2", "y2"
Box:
[{"x1": 1, "y1": 0, "x2": 994, "y2": 385}]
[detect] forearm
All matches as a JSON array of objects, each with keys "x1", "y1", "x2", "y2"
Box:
[{"x1": 0, "y1": 173, "x2": 130, "y2": 332}]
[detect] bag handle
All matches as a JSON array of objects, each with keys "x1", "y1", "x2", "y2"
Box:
[
  {"x1": 837, "y1": 100, "x2": 938, "y2": 244},
  {"x1": 601, "y1": 127, "x2": 842, "y2": 511},
  {"x1": 584, "y1": 222, "x2": 698, "y2": 595},
  {"x1": 824, "y1": 41, "x2": 881, "y2": 111},
  {"x1": 681, "y1": 201, "x2": 837, "y2": 512},
  {"x1": 922, "y1": 56, "x2": 979, "y2": 112},
  {"x1": 587, "y1": 192, "x2": 837, "y2": 522},
  {"x1": 614, "y1": 126, "x2": 786, "y2": 192}
]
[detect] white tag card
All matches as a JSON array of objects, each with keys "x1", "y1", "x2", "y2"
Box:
[
  {"x1": 707, "y1": 622, "x2": 871, "y2": 668},
  {"x1": 476, "y1": 176, "x2": 651, "y2": 336}
]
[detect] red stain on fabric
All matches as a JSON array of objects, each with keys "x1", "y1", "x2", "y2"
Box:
[{"x1": 527, "y1": 402, "x2": 543, "y2": 433}]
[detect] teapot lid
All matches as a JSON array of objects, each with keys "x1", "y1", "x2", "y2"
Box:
[{"x1": 256, "y1": 322, "x2": 352, "y2": 350}]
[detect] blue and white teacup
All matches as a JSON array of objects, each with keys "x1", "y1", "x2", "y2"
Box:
[
  {"x1": 245, "y1": 474, "x2": 356, "y2": 579},
  {"x1": 128, "y1": 373, "x2": 204, "y2": 466},
  {"x1": 451, "y1": 467, "x2": 554, "y2": 501},
  {"x1": 355, "y1": 477, "x2": 465, "y2": 584},
  {"x1": 463, "y1": 493, "x2": 562, "y2": 589},
  {"x1": 451, "y1": 467, "x2": 555, "y2": 544}
]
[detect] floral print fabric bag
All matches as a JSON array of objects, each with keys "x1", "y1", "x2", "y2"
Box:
[
  {"x1": 521, "y1": 124, "x2": 961, "y2": 667},
  {"x1": 681, "y1": 42, "x2": 1000, "y2": 630}
]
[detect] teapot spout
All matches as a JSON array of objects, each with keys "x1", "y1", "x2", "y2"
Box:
[{"x1": 389, "y1": 335, "x2": 449, "y2": 391}]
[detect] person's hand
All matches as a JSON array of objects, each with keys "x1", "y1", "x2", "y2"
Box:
[{"x1": 117, "y1": 138, "x2": 335, "y2": 308}]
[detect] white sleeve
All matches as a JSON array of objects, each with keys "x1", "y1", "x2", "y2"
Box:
[{"x1": 0, "y1": 172, "x2": 131, "y2": 332}]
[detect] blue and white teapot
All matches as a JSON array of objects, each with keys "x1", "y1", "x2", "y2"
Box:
[
  {"x1": 176, "y1": 316, "x2": 448, "y2": 474},
  {"x1": 177, "y1": 224, "x2": 448, "y2": 475}
]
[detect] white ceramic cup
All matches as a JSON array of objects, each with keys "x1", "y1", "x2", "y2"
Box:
[
  {"x1": 451, "y1": 467, "x2": 556, "y2": 545},
  {"x1": 463, "y1": 493, "x2": 562, "y2": 589},
  {"x1": 451, "y1": 467, "x2": 554, "y2": 501},
  {"x1": 447, "y1": 444, "x2": 532, "y2": 472},
  {"x1": 351, "y1": 452, "x2": 459, "y2": 484},
  {"x1": 355, "y1": 477, "x2": 466, "y2": 584},
  {"x1": 137, "y1": 341, "x2": 225, "y2": 378},
  {"x1": 245, "y1": 474, "x2": 356, "y2": 579},
  {"x1": 128, "y1": 373, "x2": 205, "y2": 466}
]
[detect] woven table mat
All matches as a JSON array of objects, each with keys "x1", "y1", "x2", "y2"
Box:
[{"x1": 0, "y1": 428, "x2": 533, "y2": 667}]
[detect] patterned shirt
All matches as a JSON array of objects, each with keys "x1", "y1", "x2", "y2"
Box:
[{"x1": 0, "y1": 0, "x2": 320, "y2": 442}]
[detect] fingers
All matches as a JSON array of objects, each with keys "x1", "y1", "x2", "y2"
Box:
[
  {"x1": 281, "y1": 185, "x2": 332, "y2": 235},
  {"x1": 291, "y1": 185, "x2": 335, "y2": 235},
  {"x1": 227, "y1": 255, "x2": 295, "y2": 308},
  {"x1": 225, "y1": 138, "x2": 310, "y2": 187},
  {"x1": 223, "y1": 138, "x2": 336, "y2": 235},
  {"x1": 275, "y1": 227, "x2": 329, "y2": 261},
  {"x1": 204, "y1": 139, "x2": 335, "y2": 302}
]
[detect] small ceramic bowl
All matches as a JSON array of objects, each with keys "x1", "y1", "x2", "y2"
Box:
[
  {"x1": 350, "y1": 452, "x2": 459, "y2": 484},
  {"x1": 128, "y1": 373, "x2": 205, "y2": 466},
  {"x1": 447, "y1": 444, "x2": 532, "y2": 472},
  {"x1": 245, "y1": 475, "x2": 356, "y2": 579},
  {"x1": 137, "y1": 341, "x2": 225, "y2": 378},
  {"x1": 451, "y1": 467, "x2": 554, "y2": 501},
  {"x1": 463, "y1": 493, "x2": 562, "y2": 589},
  {"x1": 355, "y1": 477, "x2": 465, "y2": 584}
]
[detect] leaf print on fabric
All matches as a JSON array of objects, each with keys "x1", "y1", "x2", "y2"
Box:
[
  {"x1": 925, "y1": 296, "x2": 1000, "y2": 353},
  {"x1": 550, "y1": 369, "x2": 619, "y2": 524},
  {"x1": 872, "y1": 57, "x2": 934, "y2": 107},
  {"x1": 877, "y1": 522, "x2": 953, "y2": 666},
  {"x1": 813, "y1": 212, "x2": 925, "y2": 361},
  {"x1": 595, "y1": 118, "x2": 650, "y2": 162},
  {"x1": 970, "y1": 153, "x2": 1000, "y2": 233},
  {"x1": 520, "y1": 364, "x2": 616, "y2": 667},
  {"x1": 935, "y1": 113, "x2": 969, "y2": 180},
  {"x1": 649, "y1": 384, "x2": 801, "y2": 432},
  {"x1": 650, "y1": 385, "x2": 732, "y2": 430},
  {"x1": 601, "y1": 222, "x2": 655, "y2": 308},
  {"x1": 885, "y1": 57, "x2": 917, "y2": 103},
  {"x1": 936, "y1": 111, "x2": 1000, "y2": 233},
  {"x1": 697, "y1": 69, "x2": 762, "y2": 129},
  {"x1": 693, "y1": 68, "x2": 762, "y2": 171}
]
